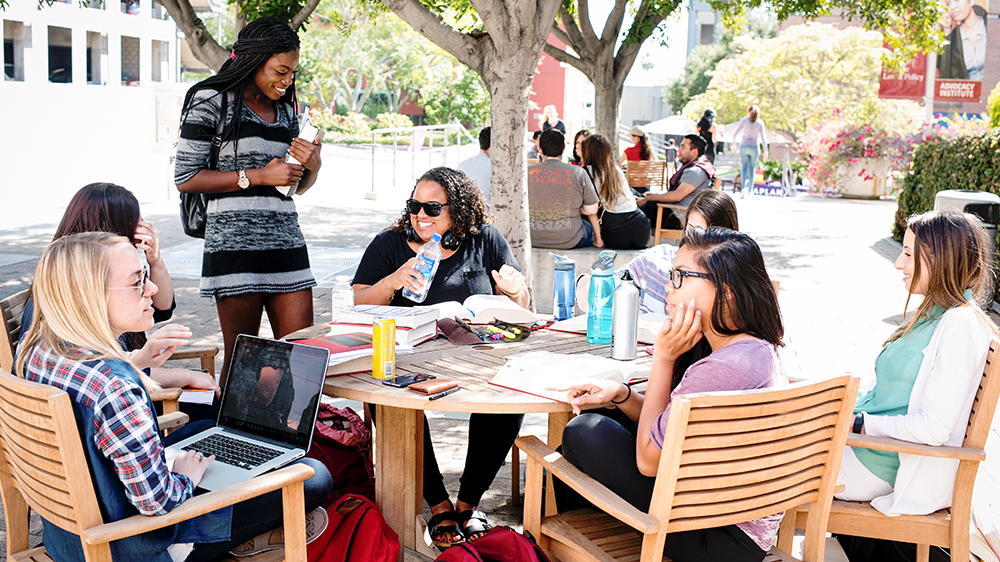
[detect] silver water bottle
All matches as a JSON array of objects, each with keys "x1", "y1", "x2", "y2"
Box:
[{"x1": 611, "y1": 270, "x2": 640, "y2": 360}]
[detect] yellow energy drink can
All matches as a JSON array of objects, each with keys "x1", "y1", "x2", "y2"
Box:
[{"x1": 372, "y1": 318, "x2": 396, "y2": 379}]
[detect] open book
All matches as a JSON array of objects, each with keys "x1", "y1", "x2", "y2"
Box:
[
  {"x1": 549, "y1": 313, "x2": 667, "y2": 345},
  {"x1": 430, "y1": 294, "x2": 539, "y2": 325},
  {"x1": 489, "y1": 351, "x2": 649, "y2": 403},
  {"x1": 335, "y1": 305, "x2": 439, "y2": 329}
]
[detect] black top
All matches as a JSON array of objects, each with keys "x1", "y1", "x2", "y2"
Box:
[
  {"x1": 543, "y1": 119, "x2": 566, "y2": 134},
  {"x1": 352, "y1": 225, "x2": 520, "y2": 307}
]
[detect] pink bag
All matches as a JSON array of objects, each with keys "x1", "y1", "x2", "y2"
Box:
[{"x1": 305, "y1": 404, "x2": 375, "y2": 506}]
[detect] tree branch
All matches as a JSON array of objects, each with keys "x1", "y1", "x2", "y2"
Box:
[
  {"x1": 543, "y1": 42, "x2": 588, "y2": 76},
  {"x1": 154, "y1": 0, "x2": 227, "y2": 70},
  {"x1": 577, "y1": 0, "x2": 598, "y2": 43},
  {"x1": 600, "y1": 0, "x2": 630, "y2": 44},
  {"x1": 290, "y1": 0, "x2": 321, "y2": 29},
  {"x1": 380, "y1": 0, "x2": 485, "y2": 73}
]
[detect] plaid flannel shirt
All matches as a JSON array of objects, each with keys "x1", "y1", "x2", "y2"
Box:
[{"x1": 23, "y1": 344, "x2": 194, "y2": 516}]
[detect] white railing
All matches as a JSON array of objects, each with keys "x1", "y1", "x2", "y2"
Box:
[{"x1": 367, "y1": 123, "x2": 476, "y2": 198}]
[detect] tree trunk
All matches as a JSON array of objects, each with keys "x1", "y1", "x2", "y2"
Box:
[
  {"x1": 592, "y1": 68, "x2": 623, "y2": 145},
  {"x1": 480, "y1": 54, "x2": 537, "y2": 298}
]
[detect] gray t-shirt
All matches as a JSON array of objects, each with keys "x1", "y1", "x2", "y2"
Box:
[
  {"x1": 527, "y1": 159, "x2": 598, "y2": 249},
  {"x1": 458, "y1": 152, "x2": 491, "y2": 206},
  {"x1": 677, "y1": 165, "x2": 711, "y2": 208}
]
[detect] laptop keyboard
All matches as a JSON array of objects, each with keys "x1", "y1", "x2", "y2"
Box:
[{"x1": 181, "y1": 434, "x2": 285, "y2": 470}]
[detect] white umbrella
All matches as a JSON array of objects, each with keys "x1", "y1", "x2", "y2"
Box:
[{"x1": 642, "y1": 115, "x2": 697, "y2": 136}]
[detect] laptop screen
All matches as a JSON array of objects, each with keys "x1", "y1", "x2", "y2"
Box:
[{"x1": 218, "y1": 335, "x2": 330, "y2": 450}]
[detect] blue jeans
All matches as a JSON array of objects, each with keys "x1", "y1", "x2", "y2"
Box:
[
  {"x1": 574, "y1": 219, "x2": 594, "y2": 248},
  {"x1": 739, "y1": 144, "x2": 760, "y2": 193}
]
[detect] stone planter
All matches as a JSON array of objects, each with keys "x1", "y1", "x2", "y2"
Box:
[{"x1": 836, "y1": 158, "x2": 891, "y2": 199}]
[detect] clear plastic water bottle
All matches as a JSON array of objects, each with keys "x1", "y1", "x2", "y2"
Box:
[
  {"x1": 587, "y1": 250, "x2": 617, "y2": 344},
  {"x1": 550, "y1": 253, "x2": 576, "y2": 322},
  {"x1": 401, "y1": 233, "x2": 442, "y2": 303},
  {"x1": 331, "y1": 275, "x2": 354, "y2": 322}
]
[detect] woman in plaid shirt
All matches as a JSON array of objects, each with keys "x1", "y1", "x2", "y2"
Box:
[{"x1": 17, "y1": 232, "x2": 331, "y2": 562}]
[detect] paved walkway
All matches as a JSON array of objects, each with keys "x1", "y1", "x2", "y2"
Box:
[{"x1": 1, "y1": 171, "x2": 998, "y2": 553}]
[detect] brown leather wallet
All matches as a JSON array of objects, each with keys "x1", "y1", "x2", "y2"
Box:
[{"x1": 407, "y1": 379, "x2": 458, "y2": 395}]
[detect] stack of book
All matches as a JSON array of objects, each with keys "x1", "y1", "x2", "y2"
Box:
[{"x1": 291, "y1": 305, "x2": 440, "y2": 375}]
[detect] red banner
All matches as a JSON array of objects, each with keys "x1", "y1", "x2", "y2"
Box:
[
  {"x1": 878, "y1": 55, "x2": 927, "y2": 101},
  {"x1": 935, "y1": 80, "x2": 983, "y2": 102}
]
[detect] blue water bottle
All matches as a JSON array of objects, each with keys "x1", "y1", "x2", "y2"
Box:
[
  {"x1": 587, "y1": 250, "x2": 617, "y2": 344},
  {"x1": 550, "y1": 253, "x2": 576, "y2": 322}
]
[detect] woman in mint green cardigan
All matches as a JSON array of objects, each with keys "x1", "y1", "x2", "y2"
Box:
[{"x1": 839, "y1": 210, "x2": 998, "y2": 516}]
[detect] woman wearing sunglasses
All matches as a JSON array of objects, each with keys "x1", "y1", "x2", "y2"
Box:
[
  {"x1": 554, "y1": 228, "x2": 785, "y2": 562},
  {"x1": 352, "y1": 167, "x2": 527, "y2": 548},
  {"x1": 18, "y1": 184, "x2": 220, "y2": 415}
]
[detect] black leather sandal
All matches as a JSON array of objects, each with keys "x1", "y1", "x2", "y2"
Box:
[
  {"x1": 458, "y1": 509, "x2": 493, "y2": 541},
  {"x1": 428, "y1": 510, "x2": 465, "y2": 549}
]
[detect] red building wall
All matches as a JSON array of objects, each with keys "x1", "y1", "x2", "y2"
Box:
[{"x1": 528, "y1": 33, "x2": 569, "y2": 132}]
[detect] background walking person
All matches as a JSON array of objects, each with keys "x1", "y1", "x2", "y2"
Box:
[{"x1": 731, "y1": 106, "x2": 769, "y2": 198}]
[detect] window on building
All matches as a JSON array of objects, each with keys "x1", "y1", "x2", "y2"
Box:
[
  {"x1": 48, "y1": 25, "x2": 72, "y2": 83},
  {"x1": 121, "y1": 35, "x2": 139, "y2": 86},
  {"x1": 699, "y1": 23, "x2": 714, "y2": 45},
  {"x1": 87, "y1": 31, "x2": 106, "y2": 85},
  {"x1": 3, "y1": 20, "x2": 28, "y2": 82},
  {"x1": 151, "y1": 39, "x2": 167, "y2": 82},
  {"x1": 121, "y1": 0, "x2": 139, "y2": 15},
  {"x1": 151, "y1": 2, "x2": 168, "y2": 19},
  {"x1": 89, "y1": 0, "x2": 105, "y2": 9}
]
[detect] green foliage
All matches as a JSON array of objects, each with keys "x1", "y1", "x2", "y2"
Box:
[
  {"x1": 684, "y1": 23, "x2": 923, "y2": 141},
  {"x1": 309, "y1": 108, "x2": 373, "y2": 142},
  {"x1": 665, "y1": 42, "x2": 733, "y2": 114},
  {"x1": 893, "y1": 129, "x2": 1000, "y2": 241},
  {"x1": 419, "y1": 64, "x2": 491, "y2": 126},
  {"x1": 376, "y1": 112, "x2": 415, "y2": 129},
  {"x1": 989, "y1": 83, "x2": 1000, "y2": 129},
  {"x1": 231, "y1": 0, "x2": 310, "y2": 30}
]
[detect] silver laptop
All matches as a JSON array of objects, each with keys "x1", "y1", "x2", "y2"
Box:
[{"x1": 166, "y1": 334, "x2": 330, "y2": 491}]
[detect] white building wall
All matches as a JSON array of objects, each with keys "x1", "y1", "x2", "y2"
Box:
[{"x1": 1, "y1": 0, "x2": 186, "y2": 205}]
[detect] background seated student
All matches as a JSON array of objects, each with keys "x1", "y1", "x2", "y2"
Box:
[
  {"x1": 17, "y1": 232, "x2": 332, "y2": 562},
  {"x1": 637, "y1": 134, "x2": 715, "y2": 231},
  {"x1": 527, "y1": 129, "x2": 601, "y2": 249},
  {"x1": 577, "y1": 190, "x2": 739, "y2": 315},
  {"x1": 18, "y1": 183, "x2": 220, "y2": 421},
  {"x1": 580, "y1": 134, "x2": 650, "y2": 250},
  {"x1": 554, "y1": 228, "x2": 785, "y2": 562},
  {"x1": 351, "y1": 167, "x2": 527, "y2": 549},
  {"x1": 835, "y1": 210, "x2": 998, "y2": 559}
]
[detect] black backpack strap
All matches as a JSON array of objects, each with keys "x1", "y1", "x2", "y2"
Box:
[{"x1": 208, "y1": 91, "x2": 229, "y2": 171}]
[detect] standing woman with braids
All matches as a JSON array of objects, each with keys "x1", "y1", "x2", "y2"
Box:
[{"x1": 175, "y1": 17, "x2": 322, "y2": 387}]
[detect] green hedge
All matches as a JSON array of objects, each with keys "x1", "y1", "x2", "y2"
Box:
[{"x1": 893, "y1": 129, "x2": 1000, "y2": 241}]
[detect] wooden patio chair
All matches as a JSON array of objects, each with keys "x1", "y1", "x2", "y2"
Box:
[
  {"x1": 777, "y1": 338, "x2": 1000, "y2": 562},
  {"x1": 0, "y1": 369, "x2": 314, "y2": 562},
  {"x1": 625, "y1": 161, "x2": 666, "y2": 192},
  {"x1": 518, "y1": 375, "x2": 860, "y2": 562}
]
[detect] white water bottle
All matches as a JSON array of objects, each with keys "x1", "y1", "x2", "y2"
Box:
[{"x1": 401, "y1": 233, "x2": 442, "y2": 303}]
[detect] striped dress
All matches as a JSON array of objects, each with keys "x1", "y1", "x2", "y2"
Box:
[{"x1": 174, "y1": 89, "x2": 316, "y2": 299}]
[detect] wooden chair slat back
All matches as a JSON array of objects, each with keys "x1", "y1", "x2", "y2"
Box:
[
  {"x1": 650, "y1": 376, "x2": 859, "y2": 535},
  {"x1": 625, "y1": 161, "x2": 666, "y2": 190},
  {"x1": 0, "y1": 371, "x2": 105, "y2": 535},
  {"x1": 964, "y1": 338, "x2": 1000, "y2": 449},
  {"x1": 0, "y1": 290, "x2": 28, "y2": 374}
]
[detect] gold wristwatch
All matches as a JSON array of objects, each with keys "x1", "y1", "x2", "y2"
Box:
[{"x1": 238, "y1": 169, "x2": 250, "y2": 189}]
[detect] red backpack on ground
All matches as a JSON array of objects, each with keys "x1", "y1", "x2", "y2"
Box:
[
  {"x1": 305, "y1": 404, "x2": 376, "y2": 507},
  {"x1": 436, "y1": 527, "x2": 551, "y2": 562},
  {"x1": 307, "y1": 494, "x2": 400, "y2": 562}
]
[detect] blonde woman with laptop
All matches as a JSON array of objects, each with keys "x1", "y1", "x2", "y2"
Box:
[{"x1": 17, "y1": 232, "x2": 331, "y2": 562}]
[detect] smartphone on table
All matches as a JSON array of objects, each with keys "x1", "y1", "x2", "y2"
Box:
[{"x1": 382, "y1": 373, "x2": 436, "y2": 388}]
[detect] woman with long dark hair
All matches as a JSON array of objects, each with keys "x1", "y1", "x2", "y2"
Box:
[
  {"x1": 697, "y1": 108, "x2": 719, "y2": 163},
  {"x1": 556, "y1": 228, "x2": 785, "y2": 562},
  {"x1": 580, "y1": 134, "x2": 649, "y2": 249},
  {"x1": 19, "y1": 184, "x2": 220, "y2": 405},
  {"x1": 175, "y1": 17, "x2": 322, "y2": 388},
  {"x1": 569, "y1": 129, "x2": 591, "y2": 166}
]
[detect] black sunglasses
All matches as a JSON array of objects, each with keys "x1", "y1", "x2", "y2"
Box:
[{"x1": 406, "y1": 199, "x2": 449, "y2": 217}]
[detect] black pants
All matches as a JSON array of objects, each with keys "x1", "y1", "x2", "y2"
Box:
[
  {"x1": 640, "y1": 201, "x2": 684, "y2": 230},
  {"x1": 162, "y1": 421, "x2": 334, "y2": 561},
  {"x1": 558, "y1": 413, "x2": 766, "y2": 562},
  {"x1": 369, "y1": 408, "x2": 524, "y2": 507},
  {"x1": 600, "y1": 209, "x2": 650, "y2": 250}
]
